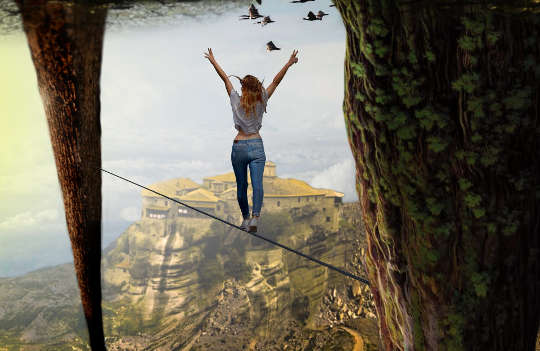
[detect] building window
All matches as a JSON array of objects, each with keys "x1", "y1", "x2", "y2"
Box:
[
  {"x1": 326, "y1": 216, "x2": 331, "y2": 222},
  {"x1": 298, "y1": 197, "x2": 301, "y2": 202},
  {"x1": 277, "y1": 201, "x2": 280, "y2": 207},
  {"x1": 323, "y1": 208, "x2": 326, "y2": 212},
  {"x1": 217, "y1": 205, "x2": 220, "y2": 210}
]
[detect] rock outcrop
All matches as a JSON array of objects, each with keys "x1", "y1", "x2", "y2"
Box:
[{"x1": 0, "y1": 202, "x2": 382, "y2": 350}]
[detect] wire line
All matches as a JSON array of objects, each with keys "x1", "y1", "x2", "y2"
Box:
[{"x1": 101, "y1": 168, "x2": 370, "y2": 285}]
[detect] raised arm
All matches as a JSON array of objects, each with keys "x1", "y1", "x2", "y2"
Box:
[
  {"x1": 266, "y1": 49, "x2": 299, "y2": 99},
  {"x1": 204, "y1": 48, "x2": 234, "y2": 96}
]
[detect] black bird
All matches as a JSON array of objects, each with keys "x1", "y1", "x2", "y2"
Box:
[
  {"x1": 255, "y1": 0, "x2": 262, "y2": 4},
  {"x1": 266, "y1": 41, "x2": 281, "y2": 51},
  {"x1": 330, "y1": 3, "x2": 336, "y2": 6},
  {"x1": 316, "y1": 10, "x2": 328, "y2": 19},
  {"x1": 255, "y1": 16, "x2": 275, "y2": 26},
  {"x1": 303, "y1": 11, "x2": 320, "y2": 21},
  {"x1": 291, "y1": 0, "x2": 315, "y2": 3},
  {"x1": 239, "y1": 4, "x2": 264, "y2": 20}
]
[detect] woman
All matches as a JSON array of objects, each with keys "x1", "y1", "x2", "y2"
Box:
[{"x1": 204, "y1": 47, "x2": 299, "y2": 233}]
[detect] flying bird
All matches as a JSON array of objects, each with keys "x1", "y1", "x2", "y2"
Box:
[
  {"x1": 239, "y1": 4, "x2": 264, "y2": 20},
  {"x1": 291, "y1": 0, "x2": 315, "y2": 2},
  {"x1": 329, "y1": 3, "x2": 335, "y2": 6},
  {"x1": 266, "y1": 41, "x2": 281, "y2": 51},
  {"x1": 316, "y1": 10, "x2": 329, "y2": 19},
  {"x1": 255, "y1": 16, "x2": 275, "y2": 26},
  {"x1": 255, "y1": 0, "x2": 262, "y2": 4},
  {"x1": 303, "y1": 11, "x2": 320, "y2": 21}
]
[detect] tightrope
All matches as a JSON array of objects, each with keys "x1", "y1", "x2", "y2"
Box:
[{"x1": 101, "y1": 168, "x2": 370, "y2": 285}]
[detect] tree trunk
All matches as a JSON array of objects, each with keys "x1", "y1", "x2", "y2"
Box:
[
  {"x1": 16, "y1": 1, "x2": 107, "y2": 349},
  {"x1": 335, "y1": 1, "x2": 540, "y2": 350}
]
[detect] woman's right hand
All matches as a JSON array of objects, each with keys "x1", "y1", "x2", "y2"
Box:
[
  {"x1": 287, "y1": 49, "x2": 299, "y2": 66},
  {"x1": 204, "y1": 48, "x2": 216, "y2": 65}
]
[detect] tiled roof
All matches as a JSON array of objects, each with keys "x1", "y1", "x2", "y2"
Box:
[
  {"x1": 141, "y1": 178, "x2": 201, "y2": 198},
  {"x1": 316, "y1": 188, "x2": 345, "y2": 197},
  {"x1": 204, "y1": 172, "x2": 237, "y2": 182},
  {"x1": 179, "y1": 188, "x2": 220, "y2": 202},
  {"x1": 263, "y1": 178, "x2": 326, "y2": 196},
  {"x1": 215, "y1": 179, "x2": 344, "y2": 198}
]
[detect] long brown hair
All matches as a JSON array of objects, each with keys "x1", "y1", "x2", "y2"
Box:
[{"x1": 229, "y1": 74, "x2": 266, "y2": 118}]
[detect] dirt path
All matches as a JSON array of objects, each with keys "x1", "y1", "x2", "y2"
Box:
[{"x1": 341, "y1": 326, "x2": 364, "y2": 351}]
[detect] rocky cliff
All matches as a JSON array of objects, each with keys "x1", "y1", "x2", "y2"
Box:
[{"x1": 0, "y1": 202, "x2": 381, "y2": 350}]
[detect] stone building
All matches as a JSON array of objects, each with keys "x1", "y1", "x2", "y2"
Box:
[{"x1": 140, "y1": 161, "x2": 345, "y2": 231}]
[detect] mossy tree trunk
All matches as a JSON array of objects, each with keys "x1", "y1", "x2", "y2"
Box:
[
  {"x1": 335, "y1": 1, "x2": 539, "y2": 350},
  {"x1": 16, "y1": 1, "x2": 107, "y2": 350}
]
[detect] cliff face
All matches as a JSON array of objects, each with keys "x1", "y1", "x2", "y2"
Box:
[
  {"x1": 102, "y1": 202, "x2": 379, "y2": 350},
  {"x1": 0, "y1": 202, "x2": 381, "y2": 350}
]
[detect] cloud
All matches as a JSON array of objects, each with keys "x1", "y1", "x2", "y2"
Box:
[
  {"x1": 310, "y1": 158, "x2": 358, "y2": 202},
  {"x1": 0, "y1": 209, "x2": 60, "y2": 231},
  {"x1": 120, "y1": 206, "x2": 142, "y2": 222}
]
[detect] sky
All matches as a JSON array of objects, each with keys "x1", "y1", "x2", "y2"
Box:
[{"x1": 0, "y1": 0, "x2": 358, "y2": 277}]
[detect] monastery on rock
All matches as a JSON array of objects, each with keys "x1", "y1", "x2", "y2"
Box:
[{"x1": 141, "y1": 161, "x2": 345, "y2": 231}]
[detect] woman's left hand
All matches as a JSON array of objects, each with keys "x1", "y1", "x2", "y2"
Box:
[{"x1": 204, "y1": 48, "x2": 216, "y2": 64}]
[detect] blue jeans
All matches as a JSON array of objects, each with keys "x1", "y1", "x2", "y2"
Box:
[{"x1": 231, "y1": 138, "x2": 266, "y2": 219}]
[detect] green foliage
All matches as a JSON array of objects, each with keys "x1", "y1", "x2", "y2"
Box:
[
  {"x1": 426, "y1": 197, "x2": 444, "y2": 216},
  {"x1": 342, "y1": 7, "x2": 539, "y2": 349},
  {"x1": 386, "y1": 109, "x2": 407, "y2": 130},
  {"x1": 462, "y1": 16, "x2": 485, "y2": 34},
  {"x1": 467, "y1": 96, "x2": 485, "y2": 119},
  {"x1": 351, "y1": 61, "x2": 366, "y2": 78},
  {"x1": 424, "y1": 50, "x2": 436, "y2": 62},
  {"x1": 458, "y1": 178, "x2": 472, "y2": 191},
  {"x1": 458, "y1": 35, "x2": 477, "y2": 50},
  {"x1": 355, "y1": 92, "x2": 366, "y2": 102},
  {"x1": 472, "y1": 207, "x2": 486, "y2": 218},
  {"x1": 470, "y1": 272, "x2": 490, "y2": 297},
  {"x1": 451, "y1": 72, "x2": 480, "y2": 93},
  {"x1": 367, "y1": 18, "x2": 389, "y2": 37},
  {"x1": 486, "y1": 31, "x2": 501, "y2": 45},
  {"x1": 442, "y1": 312, "x2": 465, "y2": 350},
  {"x1": 374, "y1": 40, "x2": 389, "y2": 57},
  {"x1": 415, "y1": 107, "x2": 448, "y2": 131},
  {"x1": 426, "y1": 136, "x2": 448, "y2": 153},
  {"x1": 464, "y1": 193, "x2": 482, "y2": 209},
  {"x1": 502, "y1": 87, "x2": 532, "y2": 110},
  {"x1": 396, "y1": 125, "x2": 416, "y2": 140}
]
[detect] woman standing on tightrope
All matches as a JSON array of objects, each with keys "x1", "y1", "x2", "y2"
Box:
[{"x1": 204, "y1": 47, "x2": 299, "y2": 233}]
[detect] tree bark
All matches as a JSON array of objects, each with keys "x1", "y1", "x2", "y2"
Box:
[
  {"x1": 15, "y1": 1, "x2": 107, "y2": 349},
  {"x1": 335, "y1": 1, "x2": 540, "y2": 350}
]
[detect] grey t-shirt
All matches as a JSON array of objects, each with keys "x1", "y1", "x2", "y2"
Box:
[{"x1": 229, "y1": 87, "x2": 268, "y2": 134}]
